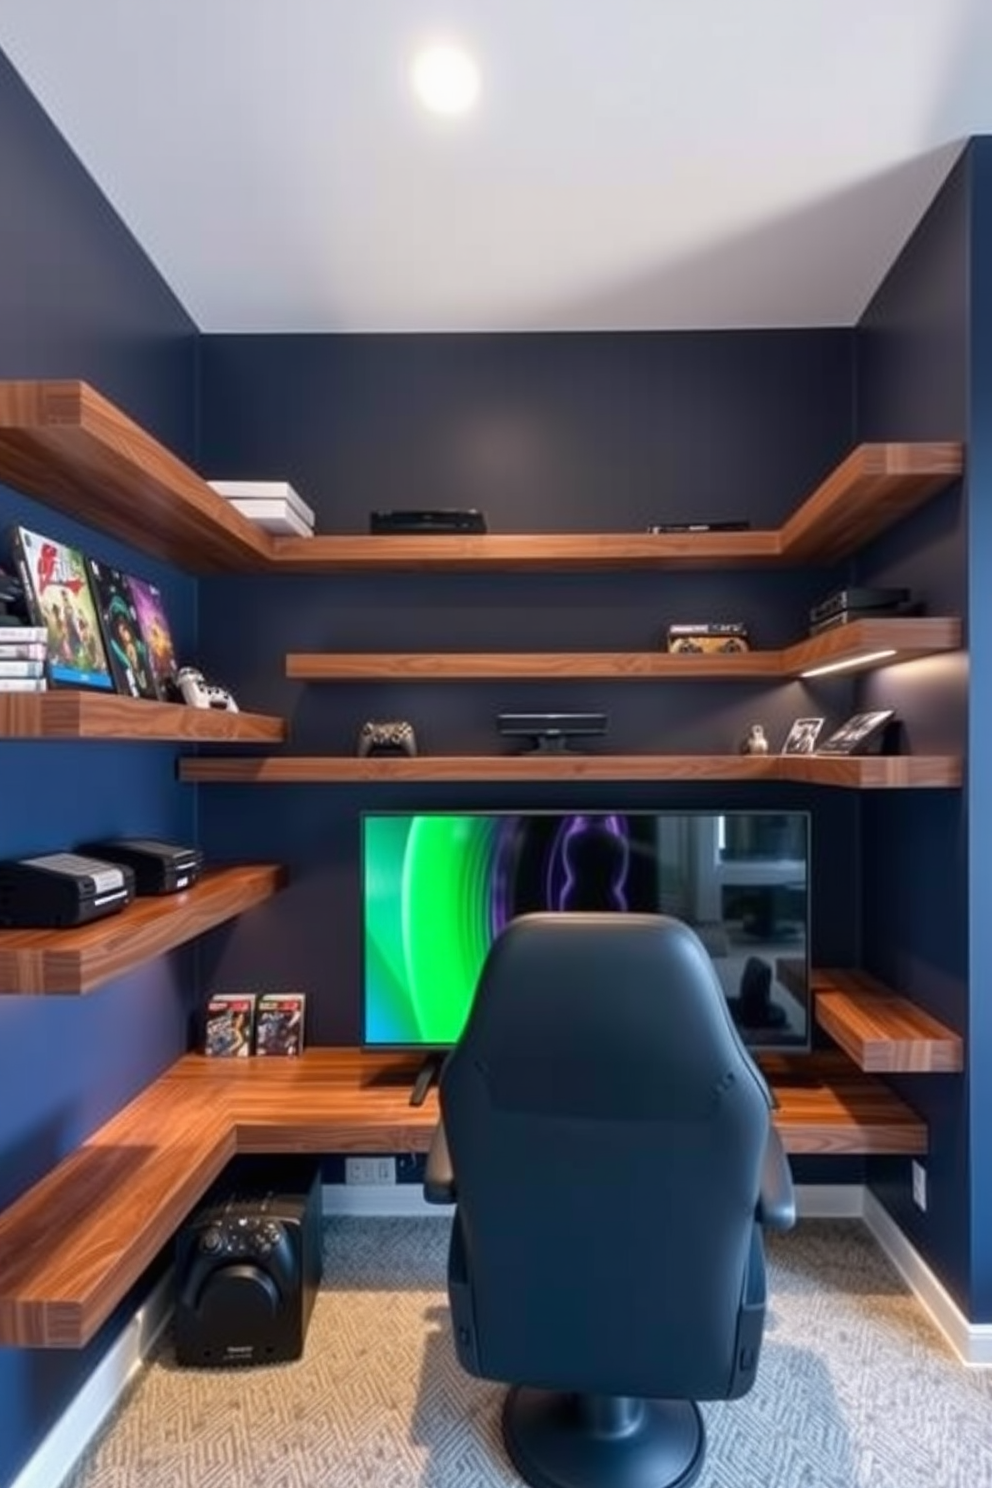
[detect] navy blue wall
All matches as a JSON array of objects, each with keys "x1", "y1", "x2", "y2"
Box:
[
  {"x1": 195, "y1": 331, "x2": 862, "y2": 1047},
  {"x1": 0, "y1": 49, "x2": 199, "y2": 1488},
  {"x1": 854, "y1": 151, "x2": 972, "y2": 1313}
]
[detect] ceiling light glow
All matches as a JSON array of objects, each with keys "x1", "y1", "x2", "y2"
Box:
[
  {"x1": 799, "y1": 649, "x2": 898, "y2": 679},
  {"x1": 411, "y1": 42, "x2": 480, "y2": 116}
]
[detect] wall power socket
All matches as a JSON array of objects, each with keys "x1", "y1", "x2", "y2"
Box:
[
  {"x1": 345, "y1": 1156, "x2": 397, "y2": 1186},
  {"x1": 912, "y1": 1160, "x2": 928, "y2": 1212}
]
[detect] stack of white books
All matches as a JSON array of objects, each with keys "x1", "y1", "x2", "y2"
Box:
[
  {"x1": 0, "y1": 628, "x2": 49, "y2": 692},
  {"x1": 208, "y1": 480, "x2": 316, "y2": 539}
]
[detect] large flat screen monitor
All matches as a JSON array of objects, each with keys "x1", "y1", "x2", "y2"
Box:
[{"x1": 361, "y1": 810, "x2": 811, "y2": 1053}]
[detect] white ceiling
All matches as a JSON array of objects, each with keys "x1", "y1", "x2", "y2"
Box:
[{"x1": 1, "y1": 0, "x2": 989, "y2": 333}]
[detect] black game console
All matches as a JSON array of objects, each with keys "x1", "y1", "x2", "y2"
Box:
[
  {"x1": 369, "y1": 508, "x2": 487, "y2": 534},
  {"x1": 76, "y1": 838, "x2": 203, "y2": 896},
  {"x1": 0, "y1": 852, "x2": 134, "y2": 928},
  {"x1": 498, "y1": 711, "x2": 608, "y2": 754},
  {"x1": 174, "y1": 1157, "x2": 323, "y2": 1367}
]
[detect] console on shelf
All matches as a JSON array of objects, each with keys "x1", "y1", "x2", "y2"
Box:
[{"x1": 0, "y1": 864, "x2": 286, "y2": 995}]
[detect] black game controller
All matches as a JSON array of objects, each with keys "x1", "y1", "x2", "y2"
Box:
[{"x1": 356, "y1": 720, "x2": 418, "y2": 758}]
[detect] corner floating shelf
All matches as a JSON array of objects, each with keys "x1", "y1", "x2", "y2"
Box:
[
  {"x1": 0, "y1": 1048, "x2": 925, "y2": 1348},
  {"x1": 178, "y1": 753, "x2": 962, "y2": 788},
  {"x1": 0, "y1": 864, "x2": 286, "y2": 996},
  {"x1": 0, "y1": 381, "x2": 963, "y2": 573},
  {"x1": 0, "y1": 690, "x2": 286, "y2": 742},
  {"x1": 0, "y1": 380, "x2": 271, "y2": 572},
  {"x1": 286, "y1": 617, "x2": 961, "y2": 683}
]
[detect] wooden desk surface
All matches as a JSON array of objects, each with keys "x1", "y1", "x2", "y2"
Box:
[{"x1": 0, "y1": 1049, "x2": 926, "y2": 1348}]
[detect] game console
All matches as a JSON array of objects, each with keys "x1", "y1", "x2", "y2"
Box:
[
  {"x1": 75, "y1": 838, "x2": 203, "y2": 896},
  {"x1": 176, "y1": 667, "x2": 239, "y2": 713},
  {"x1": 0, "y1": 852, "x2": 134, "y2": 928},
  {"x1": 175, "y1": 1157, "x2": 322, "y2": 1367},
  {"x1": 356, "y1": 719, "x2": 418, "y2": 757},
  {"x1": 369, "y1": 509, "x2": 487, "y2": 535}
]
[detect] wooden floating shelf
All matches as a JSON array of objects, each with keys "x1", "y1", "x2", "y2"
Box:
[
  {"x1": 0, "y1": 1048, "x2": 925, "y2": 1348},
  {"x1": 0, "y1": 380, "x2": 271, "y2": 572},
  {"x1": 813, "y1": 969, "x2": 963, "y2": 1074},
  {"x1": 269, "y1": 443, "x2": 963, "y2": 571},
  {"x1": 0, "y1": 864, "x2": 286, "y2": 996},
  {"x1": 178, "y1": 753, "x2": 962, "y2": 789},
  {"x1": 777, "y1": 962, "x2": 963, "y2": 1073},
  {"x1": 0, "y1": 689, "x2": 286, "y2": 742},
  {"x1": 0, "y1": 383, "x2": 963, "y2": 573},
  {"x1": 286, "y1": 617, "x2": 961, "y2": 683}
]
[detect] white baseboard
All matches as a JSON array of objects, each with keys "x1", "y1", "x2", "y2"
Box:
[
  {"x1": 322, "y1": 1183, "x2": 451, "y2": 1216},
  {"x1": 11, "y1": 1268, "x2": 173, "y2": 1488},
  {"x1": 794, "y1": 1183, "x2": 864, "y2": 1219},
  {"x1": 862, "y1": 1190, "x2": 992, "y2": 1367}
]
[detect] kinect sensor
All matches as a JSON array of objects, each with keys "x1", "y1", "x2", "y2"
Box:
[{"x1": 498, "y1": 712, "x2": 608, "y2": 754}]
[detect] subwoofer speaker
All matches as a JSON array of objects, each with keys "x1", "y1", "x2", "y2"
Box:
[{"x1": 174, "y1": 1157, "x2": 322, "y2": 1367}]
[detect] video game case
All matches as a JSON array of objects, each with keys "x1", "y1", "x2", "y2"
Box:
[
  {"x1": 810, "y1": 586, "x2": 910, "y2": 624},
  {"x1": 86, "y1": 558, "x2": 159, "y2": 699},
  {"x1": 0, "y1": 677, "x2": 47, "y2": 691},
  {"x1": 254, "y1": 992, "x2": 307, "y2": 1056},
  {"x1": 0, "y1": 640, "x2": 46, "y2": 660},
  {"x1": 667, "y1": 622, "x2": 749, "y2": 636},
  {"x1": 648, "y1": 521, "x2": 751, "y2": 533},
  {"x1": 7, "y1": 525, "x2": 115, "y2": 692},
  {"x1": 203, "y1": 992, "x2": 257, "y2": 1057},
  {"x1": 0, "y1": 660, "x2": 45, "y2": 678}
]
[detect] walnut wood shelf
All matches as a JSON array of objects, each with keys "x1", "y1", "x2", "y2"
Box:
[
  {"x1": 0, "y1": 690, "x2": 286, "y2": 742},
  {"x1": 286, "y1": 618, "x2": 961, "y2": 683},
  {"x1": 0, "y1": 383, "x2": 962, "y2": 573},
  {"x1": 814, "y1": 969, "x2": 963, "y2": 1073},
  {"x1": 178, "y1": 753, "x2": 962, "y2": 788},
  {"x1": 0, "y1": 1048, "x2": 926, "y2": 1348},
  {"x1": 775, "y1": 963, "x2": 963, "y2": 1073},
  {"x1": 269, "y1": 443, "x2": 962, "y2": 571},
  {"x1": 0, "y1": 380, "x2": 272, "y2": 572},
  {"x1": 0, "y1": 865, "x2": 286, "y2": 996}
]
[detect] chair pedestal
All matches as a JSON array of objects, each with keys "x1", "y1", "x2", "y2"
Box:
[{"x1": 503, "y1": 1387, "x2": 705, "y2": 1488}]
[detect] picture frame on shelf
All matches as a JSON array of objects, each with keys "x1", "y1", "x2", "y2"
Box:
[
  {"x1": 781, "y1": 717, "x2": 825, "y2": 755},
  {"x1": 816, "y1": 709, "x2": 896, "y2": 756}
]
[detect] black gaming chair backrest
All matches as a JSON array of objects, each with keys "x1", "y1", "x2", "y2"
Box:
[{"x1": 439, "y1": 912, "x2": 772, "y2": 1401}]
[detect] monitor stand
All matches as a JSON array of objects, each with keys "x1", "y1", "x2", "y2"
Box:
[{"x1": 409, "y1": 1052, "x2": 445, "y2": 1108}]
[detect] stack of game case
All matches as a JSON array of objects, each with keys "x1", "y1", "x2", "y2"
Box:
[
  {"x1": 0, "y1": 628, "x2": 48, "y2": 692},
  {"x1": 208, "y1": 480, "x2": 316, "y2": 539}
]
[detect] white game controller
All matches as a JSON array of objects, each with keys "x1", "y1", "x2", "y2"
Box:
[{"x1": 176, "y1": 666, "x2": 239, "y2": 713}]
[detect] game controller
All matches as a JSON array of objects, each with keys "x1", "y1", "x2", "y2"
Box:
[
  {"x1": 356, "y1": 719, "x2": 418, "y2": 757},
  {"x1": 176, "y1": 666, "x2": 239, "y2": 713}
]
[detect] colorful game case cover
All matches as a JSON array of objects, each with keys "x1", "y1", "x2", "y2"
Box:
[
  {"x1": 204, "y1": 993, "x2": 257, "y2": 1057},
  {"x1": 254, "y1": 993, "x2": 306, "y2": 1056},
  {"x1": 9, "y1": 525, "x2": 115, "y2": 691},
  {"x1": 125, "y1": 574, "x2": 179, "y2": 699},
  {"x1": 86, "y1": 558, "x2": 159, "y2": 699}
]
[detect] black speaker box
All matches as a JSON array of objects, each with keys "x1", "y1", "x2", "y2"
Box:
[{"x1": 174, "y1": 1157, "x2": 322, "y2": 1367}]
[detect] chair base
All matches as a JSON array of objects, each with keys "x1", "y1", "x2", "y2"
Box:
[{"x1": 502, "y1": 1388, "x2": 705, "y2": 1488}]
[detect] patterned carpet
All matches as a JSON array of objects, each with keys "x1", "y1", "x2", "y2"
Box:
[{"x1": 64, "y1": 1218, "x2": 992, "y2": 1488}]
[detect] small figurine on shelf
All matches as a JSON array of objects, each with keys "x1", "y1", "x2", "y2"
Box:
[{"x1": 739, "y1": 723, "x2": 769, "y2": 755}]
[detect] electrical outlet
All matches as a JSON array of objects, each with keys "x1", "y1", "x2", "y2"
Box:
[
  {"x1": 345, "y1": 1156, "x2": 397, "y2": 1186},
  {"x1": 912, "y1": 1160, "x2": 927, "y2": 1212}
]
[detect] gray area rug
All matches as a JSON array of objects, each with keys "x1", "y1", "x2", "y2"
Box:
[{"x1": 64, "y1": 1218, "x2": 992, "y2": 1488}]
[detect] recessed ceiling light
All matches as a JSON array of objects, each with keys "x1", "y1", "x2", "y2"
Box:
[{"x1": 411, "y1": 42, "x2": 480, "y2": 117}]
